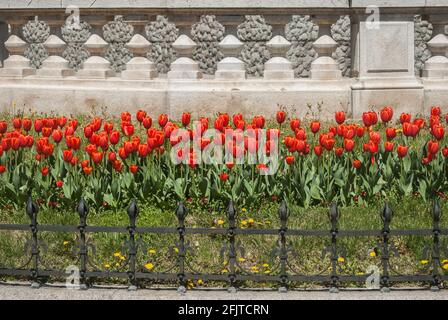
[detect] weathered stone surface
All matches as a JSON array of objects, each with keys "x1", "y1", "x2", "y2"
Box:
[
  {"x1": 168, "y1": 35, "x2": 202, "y2": 79},
  {"x1": 264, "y1": 36, "x2": 293, "y2": 80},
  {"x1": 237, "y1": 15, "x2": 272, "y2": 76},
  {"x1": 103, "y1": 16, "x2": 134, "y2": 72},
  {"x1": 414, "y1": 15, "x2": 433, "y2": 76},
  {"x1": 145, "y1": 15, "x2": 179, "y2": 74},
  {"x1": 216, "y1": 35, "x2": 245, "y2": 80},
  {"x1": 61, "y1": 20, "x2": 92, "y2": 70},
  {"x1": 285, "y1": 15, "x2": 319, "y2": 78},
  {"x1": 191, "y1": 15, "x2": 225, "y2": 75},
  {"x1": 331, "y1": 15, "x2": 351, "y2": 77},
  {"x1": 22, "y1": 18, "x2": 50, "y2": 68},
  {"x1": 423, "y1": 34, "x2": 448, "y2": 78},
  {"x1": 311, "y1": 35, "x2": 341, "y2": 80}
]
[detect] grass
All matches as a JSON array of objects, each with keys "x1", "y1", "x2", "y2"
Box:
[{"x1": 0, "y1": 195, "x2": 447, "y2": 289}]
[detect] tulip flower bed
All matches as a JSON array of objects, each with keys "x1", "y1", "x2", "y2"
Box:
[
  {"x1": 0, "y1": 106, "x2": 447, "y2": 287},
  {"x1": 0, "y1": 106, "x2": 447, "y2": 211}
]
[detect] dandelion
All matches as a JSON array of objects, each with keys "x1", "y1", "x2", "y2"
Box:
[
  {"x1": 262, "y1": 263, "x2": 269, "y2": 268},
  {"x1": 221, "y1": 269, "x2": 228, "y2": 273},
  {"x1": 197, "y1": 279, "x2": 204, "y2": 286},
  {"x1": 187, "y1": 280, "x2": 195, "y2": 289},
  {"x1": 250, "y1": 266, "x2": 259, "y2": 273},
  {"x1": 241, "y1": 220, "x2": 248, "y2": 227},
  {"x1": 264, "y1": 270, "x2": 271, "y2": 274},
  {"x1": 369, "y1": 251, "x2": 376, "y2": 258},
  {"x1": 63, "y1": 241, "x2": 70, "y2": 246},
  {"x1": 420, "y1": 260, "x2": 429, "y2": 265},
  {"x1": 115, "y1": 262, "x2": 120, "y2": 267},
  {"x1": 242, "y1": 208, "x2": 247, "y2": 213},
  {"x1": 144, "y1": 263, "x2": 154, "y2": 271},
  {"x1": 104, "y1": 263, "x2": 111, "y2": 269},
  {"x1": 148, "y1": 249, "x2": 156, "y2": 254},
  {"x1": 217, "y1": 219, "x2": 224, "y2": 226},
  {"x1": 173, "y1": 247, "x2": 179, "y2": 254},
  {"x1": 238, "y1": 257, "x2": 246, "y2": 263},
  {"x1": 248, "y1": 218, "x2": 254, "y2": 224},
  {"x1": 113, "y1": 252, "x2": 121, "y2": 258},
  {"x1": 338, "y1": 257, "x2": 345, "y2": 263}
]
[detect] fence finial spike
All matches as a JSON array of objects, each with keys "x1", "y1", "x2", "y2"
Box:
[
  {"x1": 432, "y1": 199, "x2": 441, "y2": 223},
  {"x1": 176, "y1": 201, "x2": 187, "y2": 221},
  {"x1": 382, "y1": 202, "x2": 392, "y2": 223},
  {"x1": 26, "y1": 196, "x2": 38, "y2": 219},
  {"x1": 329, "y1": 202, "x2": 339, "y2": 223},
  {"x1": 77, "y1": 198, "x2": 89, "y2": 218},
  {"x1": 279, "y1": 200, "x2": 289, "y2": 225},
  {"x1": 128, "y1": 200, "x2": 139, "y2": 221}
]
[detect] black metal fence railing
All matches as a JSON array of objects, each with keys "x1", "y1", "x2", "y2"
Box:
[{"x1": 0, "y1": 197, "x2": 447, "y2": 293}]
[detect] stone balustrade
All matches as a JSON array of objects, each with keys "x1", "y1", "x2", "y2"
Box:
[{"x1": 0, "y1": 2, "x2": 446, "y2": 118}]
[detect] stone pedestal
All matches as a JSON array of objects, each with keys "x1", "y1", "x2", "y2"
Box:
[
  {"x1": 264, "y1": 35, "x2": 294, "y2": 80},
  {"x1": 77, "y1": 34, "x2": 115, "y2": 79},
  {"x1": 423, "y1": 34, "x2": 448, "y2": 78},
  {"x1": 121, "y1": 34, "x2": 157, "y2": 80},
  {"x1": 167, "y1": 35, "x2": 202, "y2": 80},
  {"x1": 0, "y1": 35, "x2": 35, "y2": 77},
  {"x1": 310, "y1": 35, "x2": 341, "y2": 80},
  {"x1": 215, "y1": 35, "x2": 246, "y2": 80},
  {"x1": 351, "y1": 20, "x2": 424, "y2": 118},
  {"x1": 36, "y1": 35, "x2": 74, "y2": 78}
]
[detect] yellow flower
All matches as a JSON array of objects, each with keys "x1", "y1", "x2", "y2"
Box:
[
  {"x1": 148, "y1": 249, "x2": 157, "y2": 254},
  {"x1": 248, "y1": 218, "x2": 254, "y2": 224},
  {"x1": 221, "y1": 269, "x2": 228, "y2": 273},
  {"x1": 338, "y1": 257, "x2": 345, "y2": 263},
  {"x1": 369, "y1": 251, "x2": 376, "y2": 258},
  {"x1": 264, "y1": 270, "x2": 271, "y2": 274},
  {"x1": 238, "y1": 257, "x2": 246, "y2": 263},
  {"x1": 119, "y1": 255, "x2": 126, "y2": 261},
  {"x1": 144, "y1": 263, "x2": 154, "y2": 271},
  {"x1": 115, "y1": 262, "x2": 120, "y2": 267},
  {"x1": 187, "y1": 280, "x2": 195, "y2": 289},
  {"x1": 217, "y1": 219, "x2": 225, "y2": 226},
  {"x1": 420, "y1": 260, "x2": 429, "y2": 265},
  {"x1": 222, "y1": 260, "x2": 228, "y2": 266},
  {"x1": 242, "y1": 208, "x2": 247, "y2": 213},
  {"x1": 443, "y1": 264, "x2": 448, "y2": 270},
  {"x1": 113, "y1": 252, "x2": 121, "y2": 258},
  {"x1": 442, "y1": 259, "x2": 448, "y2": 265},
  {"x1": 104, "y1": 263, "x2": 111, "y2": 269},
  {"x1": 63, "y1": 241, "x2": 70, "y2": 246},
  {"x1": 356, "y1": 272, "x2": 365, "y2": 276},
  {"x1": 173, "y1": 247, "x2": 179, "y2": 254},
  {"x1": 197, "y1": 279, "x2": 204, "y2": 286},
  {"x1": 250, "y1": 266, "x2": 259, "y2": 273},
  {"x1": 241, "y1": 220, "x2": 248, "y2": 226},
  {"x1": 262, "y1": 263, "x2": 269, "y2": 268}
]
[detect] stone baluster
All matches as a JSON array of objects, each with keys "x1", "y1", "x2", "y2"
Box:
[
  {"x1": 310, "y1": 35, "x2": 341, "y2": 80},
  {"x1": 121, "y1": 34, "x2": 158, "y2": 80},
  {"x1": 215, "y1": 35, "x2": 245, "y2": 80},
  {"x1": 0, "y1": 35, "x2": 35, "y2": 77},
  {"x1": 167, "y1": 35, "x2": 202, "y2": 79},
  {"x1": 264, "y1": 35, "x2": 294, "y2": 80},
  {"x1": 423, "y1": 34, "x2": 448, "y2": 78},
  {"x1": 36, "y1": 35, "x2": 75, "y2": 78},
  {"x1": 77, "y1": 34, "x2": 115, "y2": 79}
]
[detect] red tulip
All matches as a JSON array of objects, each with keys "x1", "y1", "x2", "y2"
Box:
[
  {"x1": 23, "y1": 118, "x2": 32, "y2": 132},
  {"x1": 0, "y1": 165, "x2": 5, "y2": 173},
  {"x1": 369, "y1": 131, "x2": 381, "y2": 144},
  {"x1": 0, "y1": 121, "x2": 7, "y2": 134},
  {"x1": 314, "y1": 145, "x2": 323, "y2": 157},
  {"x1": 310, "y1": 121, "x2": 321, "y2": 134},
  {"x1": 276, "y1": 111, "x2": 286, "y2": 124},
  {"x1": 432, "y1": 125, "x2": 445, "y2": 141},
  {"x1": 52, "y1": 130, "x2": 63, "y2": 143},
  {"x1": 56, "y1": 180, "x2": 63, "y2": 188},
  {"x1": 344, "y1": 139, "x2": 355, "y2": 152},
  {"x1": 290, "y1": 119, "x2": 300, "y2": 132},
  {"x1": 362, "y1": 111, "x2": 378, "y2": 127},
  {"x1": 84, "y1": 125, "x2": 93, "y2": 138},
  {"x1": 130, "y1": 165, "x2": 139, "y2": 174},
  {"x1": 91, "y1": 151, "x2": 103, "y2": 164},
  {"x1": 12, "y1": 118, "x2": 21, "y2": 130},
  {"x1": 356, "y1": 126, "x2": 365, "y2": 137},
  {"x1": 285, "y1": 155, "x2": 295, "y2": 165},
  {"x1": 367, "y1": 141, "x2": 378, "y2": 154},
  {"x1": 403, "y1": 122, "x2": 419, "y2": 138},
  {"x1": 83, "y1": 166, "x2": 93, "y2": 175},
  {"x1": 397, "y1": 145, "x2": 408, "y2": 158},
  {"x1": 380, "y1": 106, "x2": 393, "y2": 123},
  {"x1": 384, "y1": 141, "x2": 394, "y2": 152},
  {"x1": 252, "y1": 115, "x2": 265, "y2": 129},
  {"x1": 431, "y1": 106, "x2": 441, "y2": 117},
  {"x1": 109, "y1": 131, "x2": 120, "y2": 145},
  {"x1": 353, "y1": 159, "x2": 361, "y2": 169},
  {"x1": 181, "y1": 112, "x2": 191, "y2": 127},
  {"x1": 123, "y1": 124, "x2": 134, "y2": 137},
  {"x1": 295, "y1": 128, "x2": 306, "y2": 140},
  {"x1": 400, "y1": 113, "x2": 411, "y2": 124},
  {"x1": 386, "y1": 127, "x2": 397, "y2": 140},
  {"x1": 220, "y1": 172, "x2": 229, "y2": 181},
  {"x1": 335, "y1": 111, "x2": 346, "y2": 125},
  {"x1": 136, "y1": 110, "x2": 147, "y2": 123},
  {"x1": 41, "y1": 167, "x2": 49, "y2": 176},
  {"x1": 335, "y1": 147, "x2": 344, "y2": 157},
  {"x1": 34, "y1": 119, "x2": 43, "y2": 133},
  {"x1": 442, "y1": 147, "x2": 448, "y2": 157},
  {"x1": 108, "y1": 152, "x2": 117, "y2": 162},
  {"x1": 158, "y1": 114, "x2": 168, "y2": 127},
  {"x1": 63, "y1": 149, "x2": 73, "y2": 162},
  {"x1": 142, "y1": 117, "x2": 152, "y2": 129},
  {"x1": 428, "y1": 140, "x2": 439, "y2": 155}
]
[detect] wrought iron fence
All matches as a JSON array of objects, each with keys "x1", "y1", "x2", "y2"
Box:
[{"x1": 0, "y1": 197, "x2": 447, "y2": 293}]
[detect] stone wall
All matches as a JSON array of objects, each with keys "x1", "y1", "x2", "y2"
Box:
[{"x1": 0, "y1": 1, "x2": 446, "y2": 118}]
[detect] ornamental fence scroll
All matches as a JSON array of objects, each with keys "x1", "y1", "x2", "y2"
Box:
[{"x1": 0, "y1": 197, "x2": 447, "y2": 293}]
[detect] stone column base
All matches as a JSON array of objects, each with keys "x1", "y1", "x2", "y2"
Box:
[
  {"x1": 264, "y1": 57, "x2": 294, "y2": 80},
  {"x1": 0, "y1": 55, "x2": 35, "y2": 77},
  {"x1": 121, "y1": 57, "x2": 158, "y2": 80},
  {"x1": 167, "y1": 57, "x2": 202, "y2": 80}
]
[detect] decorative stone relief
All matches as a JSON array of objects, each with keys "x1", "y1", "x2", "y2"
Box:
[
  {"x1": 22, "y1": 17, "x2": 50, "y2": 68},
  {"x1": 285, "y1": 15, "x2": 319, "y2": 78},
  {"x1": 331, "y1": 15, "x2": 351, "y2": 77},
  {"x1": 61, "y1": 20, "x2": 92, "y2": 70},
  {"x1": 414, "y1": 15, "x2": 433, "y2": 76},
  {"x1": 237, "y1": 15, "x2": 272, "y2": 76},
  {"x1": 145, "y1": 15, "x2": 179, "y2": 74},
  {"x1": 103, "y1": 15, "x2": 134, "y2": 72},
  {"x1": 191, "y1": 15, "x2": 225, "y2": 75}
]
